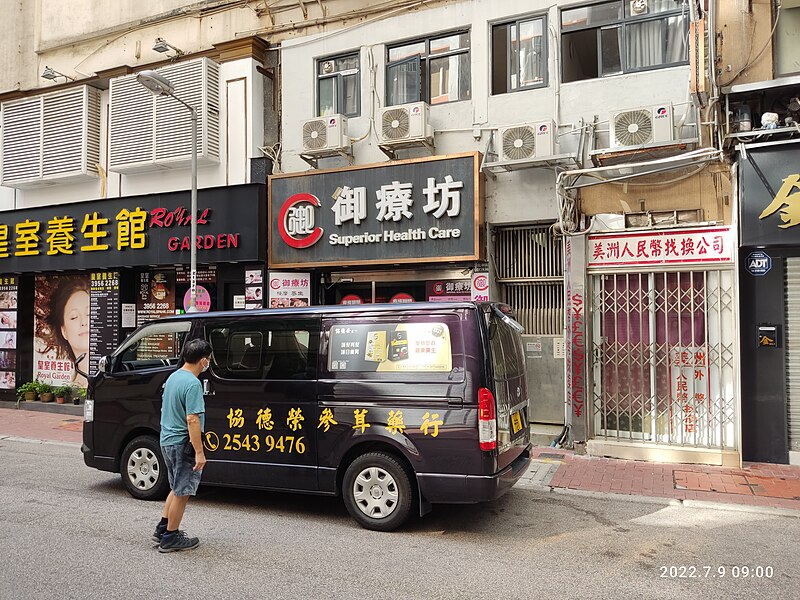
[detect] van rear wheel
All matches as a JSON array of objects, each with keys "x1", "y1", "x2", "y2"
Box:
[
  {"x1": 343, "y1": 452, "x2": 413, "y2": 531},
  {"x1": 120, "y1": 436, "x2": 169, "y2": 501}
]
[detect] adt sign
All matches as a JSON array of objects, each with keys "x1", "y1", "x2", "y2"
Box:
[{"x1": 746, "y1": 251, "x2": 772, "y2": 276}]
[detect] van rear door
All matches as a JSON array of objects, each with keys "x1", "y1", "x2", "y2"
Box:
[{"x1": 486, "y1": 304, "x2": 530, "y2": 468}]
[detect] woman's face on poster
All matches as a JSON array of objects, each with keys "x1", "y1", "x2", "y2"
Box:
[{"x1": 61, "y1": 290, "x2": 90, "y2": 355}]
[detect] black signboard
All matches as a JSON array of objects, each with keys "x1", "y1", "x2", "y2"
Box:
[
  {"x1": 0, "y1": 183, "x2": 265, "y2": 272},
  {"x1": 740, "y1": 145, "x2": 800, "y2": 247},
  {"x1": 269, "y1": 153, "x2": 482, "y2": 268},
  {"x1": 89, "y1": 272, "x2": 121, "y2": 374}
]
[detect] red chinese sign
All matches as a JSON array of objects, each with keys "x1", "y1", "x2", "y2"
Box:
[
  {"x1": 587, "y1": 227, "x2": 734, "y2": 268},
  {"x1": 669, "y1": 347, "x2": 710, "y2": 436}
]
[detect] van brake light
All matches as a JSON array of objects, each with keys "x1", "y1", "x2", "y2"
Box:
[{"x1": 478, "y1": 387, "x2": 497, "y2": 451}]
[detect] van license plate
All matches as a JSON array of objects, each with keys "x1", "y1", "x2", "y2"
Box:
[{"x1": 511, "y1": 411, "x2": 523, "y2": 434}]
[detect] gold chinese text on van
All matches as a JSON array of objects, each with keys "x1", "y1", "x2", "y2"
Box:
[{"x1": 759, "y1": 174, "x2": 800, "y2": 228}]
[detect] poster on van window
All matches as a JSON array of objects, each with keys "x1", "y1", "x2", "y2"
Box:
[
  {"x1": 0, "y1": 276, "x2": 18, "y2": 390},
  {"x1": 328, "y1": 323, "x2": 452, "y2": 372},
  {"x1": 34, "y1": 273, "x2": 93, "y2": 388}
]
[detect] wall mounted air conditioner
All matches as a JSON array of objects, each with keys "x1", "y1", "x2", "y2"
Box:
[
  {"x1": 1, "y1": 86, "x2": 101, "y2": 188},
  {"x1": 301, "y1": 115, "x2": 350, "y2": 153},
  {"x1": 610, "y1": 103, "x2": 674, "y2": 148},
  {"x1": 378, "y1": 101, "x2": 434, "y2": 145},
  {"x1": 109, "y1": 57, "x2": 220, "y2": 173},
  {"x1": 496, "y1": 120, "x2": 556, "y2": 162}
]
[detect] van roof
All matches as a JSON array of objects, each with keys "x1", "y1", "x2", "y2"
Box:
[{"x1": 159, "y1": 301, "x2": 495, "y2": 322}]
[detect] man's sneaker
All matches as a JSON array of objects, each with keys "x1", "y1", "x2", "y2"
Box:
[
  {"x1": 158, "y1": 531, "x2": 200, "y2": 553},
  {"x1": 152, "y1": 523, "x2": 168, "y2": 543}
]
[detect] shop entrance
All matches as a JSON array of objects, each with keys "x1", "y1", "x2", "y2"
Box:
[
  {"x1": 590, "y1": 269, "x2": 737, "y2": 451},
  {"x1": 325, "y1": 269, "x2": 472, "y2": 306}
]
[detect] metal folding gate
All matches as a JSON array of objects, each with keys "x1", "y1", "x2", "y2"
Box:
[
  {"x1": 785, "y1": 259, "x2": 800, "y2": 455},
  {"x1": 590, "y1": 269, "x2": 737, "y2": 449}
]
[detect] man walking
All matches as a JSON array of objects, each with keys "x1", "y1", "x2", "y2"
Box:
[{"x1": 153, "y1": 338, "x2": 213, "y2": 553}]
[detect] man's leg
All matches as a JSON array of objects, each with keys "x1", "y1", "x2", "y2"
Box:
[
  {"x1": 162, "y1": 491, "x2": 174, "y2": 519},
  {"x1": 166, "y1": 494, "x2": 190, "y2": 531}
]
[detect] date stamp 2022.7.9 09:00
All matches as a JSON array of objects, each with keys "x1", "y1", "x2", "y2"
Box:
[{"x1": 659, "y1": 565, "x2": 774, "y2": 579}]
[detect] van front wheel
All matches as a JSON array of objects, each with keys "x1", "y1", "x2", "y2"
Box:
[
  {"x1": 120, "y1": 436, "x2": 169, "y2": 501},
  {"x1": 343, "y1": 452, "x2": 413, "y2": 531}
]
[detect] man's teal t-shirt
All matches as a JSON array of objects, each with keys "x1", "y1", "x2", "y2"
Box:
[{"x1": 160, "y1": 369, "x2": 205, "y2": 447}]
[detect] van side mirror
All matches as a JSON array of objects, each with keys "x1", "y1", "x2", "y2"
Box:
[{"x1": 99, "y1": 355, "x2": 110, "y2": 374}]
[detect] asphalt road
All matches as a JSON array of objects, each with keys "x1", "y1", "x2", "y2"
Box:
[{"x1": 1, "y1": 438, "x2": 798, "y2": 600}]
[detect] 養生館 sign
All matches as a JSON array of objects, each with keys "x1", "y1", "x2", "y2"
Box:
[{"x1": 268, "y1": 153, "x2": 483, "y2": 268}]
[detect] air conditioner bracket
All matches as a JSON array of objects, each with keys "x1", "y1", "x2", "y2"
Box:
[
  {"x1": 299, "y1": 147, "x2": 354, "y2": 169},
  {"x1": 378, "y1": 138, "x2": 434, "y2": 160}
]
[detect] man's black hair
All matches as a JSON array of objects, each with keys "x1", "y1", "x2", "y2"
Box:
[{"x1": 182, "y1": 339, "x2": 213, "y2": 364}]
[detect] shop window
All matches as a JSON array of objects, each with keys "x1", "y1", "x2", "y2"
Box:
[
  {"x1": 207, "y1": 320, "x2": 318, "y2": 381},
  {"x1": 775, "y1": 6, "x2": 800, "y2": 77},
  {"x1": 492, "y1": 15, "x2": 547, "y2": 94},
  {"x1": 560, "y1": 0, "x2": 689, "y2": 83},
  {"x1": 317, "y1": 53, "x2": 360, "y2": 117},
  {"x1": 115, "y1": 322, "x2": 191, "y2": 372},
  {"x1": 386, "y1": 31, "x2": 471, "y2": 106}
]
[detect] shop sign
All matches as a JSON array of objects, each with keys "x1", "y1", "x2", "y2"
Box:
[
  {"x1": 740, "y1": 146, "x2": 800, "y2": 246},
  {"x1": 587, "y1": 227, "x2": 733, "y2": 269},
  {"x1": 268, "y1": 272, "x2": 311, "y2": 308},
  {"x1": 0, "y1": 183, "x2": 264, "y2": 272},
  {"x1": 470, "y1": 272, "x2": 489, "y2": 301},
  {"x1": 340, "y1": 294, "x2": 363, "y2": 305},
  {"x1": 0, "y1": 277, "x2": 18, "y2": 391},
  {"x1": 745, "y1": 250, "x2": 772, "y2": 276},
  {"x1": 269, "y1": 153, "x2": 481, "y2": 268},
  {"x1": 426, "y1": 279, "x2": 471, "y2": 302},
  {"x1": 669, "y1": 347, "x2": 710, "y2": 436}
]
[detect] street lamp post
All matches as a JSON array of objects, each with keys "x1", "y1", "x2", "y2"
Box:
[{"x1": 137, "y1": 69, "x2": 199, "y2": 312}]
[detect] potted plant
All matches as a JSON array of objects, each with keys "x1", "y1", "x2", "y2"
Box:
[
  {"x1": 72, "y1": 386, "x2": 87, "y2": 405},
  {"x1": 37, "y1": 381, "x2": 54, "y2": 403},
  {"x1": 54, "y1": 385, "x2": 71, "y2": 405},
  {"x1": 17, "y1": 381, "x2": 38, "y2": 402}
]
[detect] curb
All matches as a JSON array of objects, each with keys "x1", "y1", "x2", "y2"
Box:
[
  {"x1": 0, "y1": 435, "x2": 81, "y2": 448},
  {"x1": 0, "y1": 400, "x2": 83, "y2": 416},
  {"x1": 547, "y1": 486, "x2": 800, "y2": 518}
]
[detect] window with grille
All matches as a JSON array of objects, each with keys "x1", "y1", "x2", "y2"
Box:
[{"x1": 494, "y1": 225, "x2": 564, "y2": 335}]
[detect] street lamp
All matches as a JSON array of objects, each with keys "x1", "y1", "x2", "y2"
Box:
[{"x1": 136, "y1": 69, "x2": 199, "y2": 312}]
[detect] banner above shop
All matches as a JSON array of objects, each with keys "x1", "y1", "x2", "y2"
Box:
[
  {"x1": 268, "y1": 153, "x2": 483, "y2": 268},
  {"x1": 0, "y1": 184, "x2": 265, "y2": 272},
  {"x1": 740, "y1": 144, "x2": 800, "y2": 247},
  {"x1": 587, "y1": 227, "x2": 734, "y2": 270}
]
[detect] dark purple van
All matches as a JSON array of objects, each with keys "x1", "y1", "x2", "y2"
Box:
[{"x1": 82, "y1": 301, "x2": 532, "y2": 531}]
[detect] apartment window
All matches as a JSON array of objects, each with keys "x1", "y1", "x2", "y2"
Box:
[
  {"x1": 492, "y1": 15, "x2": 547, "y2": 94},
  {"x1": 386, "y1": 31, "x2": 471, "y2": 106},
  {"x1": 317, "y1": 53, "x2": 360, "y2": 117},
  {"x1": 561, "y1": 0, "x2": 689, "y2": 83},
  {"x1": 776, "y1": 6, "x2": 800, "y2": 76}
]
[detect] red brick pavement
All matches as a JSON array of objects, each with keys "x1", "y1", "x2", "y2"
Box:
[
  {"x1": 0, "y1": 407, "x2": 83, "y2": 444},
  {"x1": 532, "y1": 447, "x2": 800, "y2": 511}
]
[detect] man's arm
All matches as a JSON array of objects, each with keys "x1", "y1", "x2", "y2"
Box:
[{"x1": 186, "y1": 413, "x2": 206, "y2": 472}]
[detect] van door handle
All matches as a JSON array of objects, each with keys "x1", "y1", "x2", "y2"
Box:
[
  {"x1": 447, "y1": 398, "x2": 463, "y2": 407},
  {"x1": 202, "y1": 379, "x2": 215, "y2": 396}
]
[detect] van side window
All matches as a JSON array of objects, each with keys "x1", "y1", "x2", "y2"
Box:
[
  {"x1": 114, "y1": 322, "x2": 191, "y2": 372},
  {"x1": 206, "y1": 319, "x2": 319, "y2": 381}
]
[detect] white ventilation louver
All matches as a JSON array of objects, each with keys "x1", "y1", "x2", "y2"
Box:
[
  {"x1": 378, "y1": 102, "x2": 434, "y2": 144},
  {"x1": 610, "y1": 104, "x2": 674, "y2": 148},
  {"x1": 496, "y1": 120, "x2": 556, "y2": 162},
  {"x1": 301, "y1": 115, "x2": 350, "y2": 153},
  {"x1": 109, "y1": 57, "x2": 220, "y2": 173},
  {"x1": 1, "y1": 86, "x2": 101, "y2": 188}
]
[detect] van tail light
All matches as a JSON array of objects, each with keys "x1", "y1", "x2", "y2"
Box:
[{"x1": 478, "y1": 387, "x2": 497, "y2": 451}]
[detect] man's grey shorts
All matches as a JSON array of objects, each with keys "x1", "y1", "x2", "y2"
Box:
[{"x1": 162, "y1": 442, "x2": 202, "y2": 497}]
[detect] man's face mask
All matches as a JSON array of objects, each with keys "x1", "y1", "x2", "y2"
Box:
[{"x1": 201, "y1": 358, "x2": 210, "y2": 373}]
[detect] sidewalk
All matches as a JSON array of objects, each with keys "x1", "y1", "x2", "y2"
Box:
[
  {"x1": 519, "y1": 446, "x2": 800, "y2": 512},
  {"x1": 2, "y1": 406, "x2": 800, "y2": 513}
]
